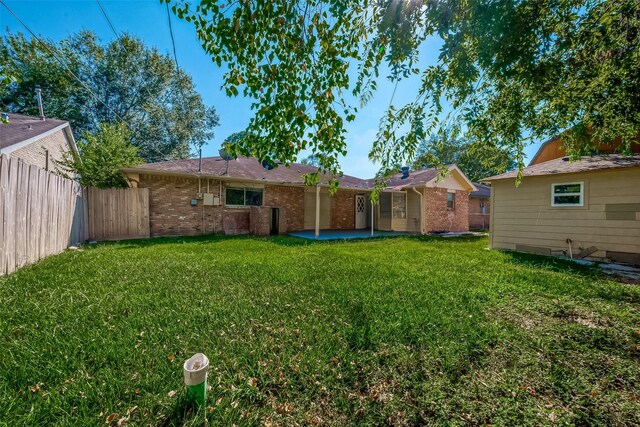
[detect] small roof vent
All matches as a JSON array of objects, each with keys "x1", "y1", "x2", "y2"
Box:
[
  {"x1": 261, "y1": 159, "x2": 275, "y2": 171},
  {"x1": 400, "y1": 166, "x2": 410, "y2": 179}
]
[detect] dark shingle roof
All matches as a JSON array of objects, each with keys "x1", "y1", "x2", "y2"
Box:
[
  {"x1": 482, "y1": 155, "x2": 640, "y2": 181},
  {"x1": 470, "y1": 182, "x2": 491, "y2": 198},
  {"x1": 123, "y1": 157, "x2": 470, "y2": 191},
  {"x1": 123, "y1": 156, "x2": 373, "y2": 189},
  {"x1": 0, "y1": 113, "x2": 69, "y2": 150}
]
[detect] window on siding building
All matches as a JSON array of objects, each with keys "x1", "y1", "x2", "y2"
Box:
[
  {"x1": 225, "y1": 187, "x2": 263, "y2": 206},
  {"x1": 551, "y1": 182, "x2": 583, "y2": 206},
  {"x1": 447, "y1": 192, "x2": 455, "y2": 209}
]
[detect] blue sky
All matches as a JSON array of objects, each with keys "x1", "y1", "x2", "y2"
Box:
[{"x1": 1, "y1": 0, "x2": 541, "y2": 178}]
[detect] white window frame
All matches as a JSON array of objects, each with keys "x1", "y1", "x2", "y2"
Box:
[
  {"x1": 225, "y1": 187, "x2": 263, "y2": 207},
  {"x1": 551, "y1": 181, "x2": 584, "y2": 207},
  {"x1": 447, "y1": 191, "x2": 456, "y2": 210}
]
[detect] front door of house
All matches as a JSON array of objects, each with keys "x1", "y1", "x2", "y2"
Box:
[{"x1": 355, "y1": 195, "x2": 367, "y2": 229}]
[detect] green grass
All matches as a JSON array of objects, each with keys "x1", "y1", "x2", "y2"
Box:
[{"x1": 1, "y1": 235, "x2": 639, "y2": 426}]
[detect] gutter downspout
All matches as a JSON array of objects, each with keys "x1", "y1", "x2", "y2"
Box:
[
  {"x1": 412, "y1": 187, "x2": 424, "y2": 234},
  {"x1": 315, "y1": 184, "x2": 320, "y2": 239}
]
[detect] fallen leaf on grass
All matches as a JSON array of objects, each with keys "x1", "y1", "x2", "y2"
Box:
[
  {"x1": 293, "y1": 329, "x2": 300, "y2": 335},
  {"x1": 31, "y1": 384, "x2": 40, "y2": 393},
  {"x1": 248, "y1": 377, "x2": 258, "y2": 388},
  {"x1": 167, "y1": 390, "x2": 177, "y2": 398},
  {"x1": 167, "y1": 354, "x2": 174, "y2": 362},
  {"x1": 105, "y1": 413, "x2": 118, "y2": 424}
]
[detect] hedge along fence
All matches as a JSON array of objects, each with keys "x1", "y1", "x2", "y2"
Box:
[{"x1": 0, "y1": 154, "x2": 88, "y2": 275}]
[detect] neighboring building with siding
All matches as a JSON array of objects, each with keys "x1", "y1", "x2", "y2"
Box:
[
  {"x1": 0, "y1": 113, "x2": 77, "y2": 172},
  {"x1": 483, "y1": 155, "x2": 640, "y2": 265},
  {"x1": 529, "y1": 135, "x2": 640, "y2": 165},
  {"x1": 469, "y1": 182, "x2": 490, "y2": 230},
  {"x1": 121, "y1": 157, "x2": 476, "y2": 238}
]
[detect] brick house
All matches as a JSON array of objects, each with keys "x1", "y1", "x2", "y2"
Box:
[
  {"x1": 121, "y1": 156, "x2": 476, "y2": 238},
  {"x1": 469, "y1": 182, "x2": 491, "y2": 230},
  {"x1": 0, "y1": 113, "x2": 78, "y2": 172}
]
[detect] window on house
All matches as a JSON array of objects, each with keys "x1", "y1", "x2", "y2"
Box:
[
  {"x1": 225, "y1": 187, "x2": 263, "y2": 206},
  {"x1": 447, "y1": 192, "x2": 455, "y2": 209},
  {"x1": 392, "y1": 192, "x2": 407, "y2": 219},
  {"x1": 551, "y1": 182, "x2": 583, "y2": 207}
]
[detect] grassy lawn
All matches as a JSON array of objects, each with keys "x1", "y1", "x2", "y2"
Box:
[{"x1": 1, "y1": 235, "x2": 639, "y2": 426}]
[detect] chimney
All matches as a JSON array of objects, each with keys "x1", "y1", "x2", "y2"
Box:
[{"x1": 35, "y1": 86, "x2": 45, "y2": 121}]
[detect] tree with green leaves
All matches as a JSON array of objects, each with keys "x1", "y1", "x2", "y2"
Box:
[
  {"x1": 300, "y1": 154, "x2": 322, "y2": 167},
  {"x1": 169, "y1": 0, "x2": 639, "y2": 189},
  {"x1": 59, "y1": 123, "x2": 142, "y2": 188},
  {"x1": 412, "y1": 129, "x2": 516, "y2": 182},
  {"x1": 1, "y1": 31, "x2": 219, "y2": 162}
]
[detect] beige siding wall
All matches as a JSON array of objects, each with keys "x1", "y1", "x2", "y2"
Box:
[
  {"x1": 8, "y1": 129, "x2": 72, "y2": 172},
  {"x1": 490, "y1": 168, "x2": 640, "y2": 261},
  {"x1": 304, "y1": 189, "x2": 331, "y2": 229},
  {"x1": 406, "y1": 190, "x2": 422, "y2": 233}
]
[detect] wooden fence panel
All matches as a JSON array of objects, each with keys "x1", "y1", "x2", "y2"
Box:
[
  {"x1": 0, "y1": 155, "x2": 89, "y2": 276},
  {"x1": 87, "y1": 187, "x2": 150, "y2": 241}
]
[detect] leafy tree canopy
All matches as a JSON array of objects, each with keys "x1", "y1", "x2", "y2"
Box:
[
  {"x1": 412, "y1": 128, "x2": 516, "y2": 182},
  {"x1": 1, "y1": 31, "x2": 219, "y2": 162},
  {"x1": 170, "y1": 0, "x2": 640, "y2": 187},
  {"x1": 300, "y1": 154, "x2": 322, "y2": 167},
  {"x1": 59, "y1": 122, "x2": 142, "y2": 188}
]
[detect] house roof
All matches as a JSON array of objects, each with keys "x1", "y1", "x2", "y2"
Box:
[
  {"x1": 470, "y1": 182, "x2": 491, "y2": 198},
  {"x1": 0, "y1": 112, "x2": 70, "y2": 150},
  {"x1": 482, "y1": 154, "x2": 640, "y2": 182},
  {"x1": 123, "y1": 156, "x2": 372, "y2": 189},
  {"x1": 122, "y1": 157, "x2": 477, "y2": 192}
]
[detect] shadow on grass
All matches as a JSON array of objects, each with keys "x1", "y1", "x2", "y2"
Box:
[{"x1": 160, "y1": 393, "x2": 205, "y2": 427}]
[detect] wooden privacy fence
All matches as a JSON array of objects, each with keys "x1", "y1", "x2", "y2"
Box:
[
  {"x1": 1, "y1": 155, "x2": 151, "y2": 275},
  {"x1": 0, "y1": 154, "x2": 88, "y2": 275},
  {"x1": 87, "y1": 187, "x2": 150, "y2": 241}
]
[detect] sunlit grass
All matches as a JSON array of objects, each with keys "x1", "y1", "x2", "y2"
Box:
[{"x1": 0, "y1": 235, "x2": 638, "y2": 426}]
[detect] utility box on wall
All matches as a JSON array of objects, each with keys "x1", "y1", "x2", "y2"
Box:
[{"x1": 203, "y1": 193, "x2": 214, "y2": 206}]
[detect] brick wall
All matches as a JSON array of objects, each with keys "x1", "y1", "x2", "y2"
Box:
[
  {"x1": 468, "y1": 197, "x2": 490, "y2": 230},
  {"x1": 138, "y1": 174, "x2": 223, "y2": 237},
  {"x1": 9, "y1": 129, "x2": 72, "y2": 173},
  {"x1": 330, "y1": 189, "x2": 356, "y2": 229},
  {"x1": 423, "y1": 187, "x2": 470, "y2": 232},
  {"x1": 138, "y1": 176, "x2": 310, "y2": 237},
  {"x1": 264, "y1": 185, "x2": 305, "y2": 231}
]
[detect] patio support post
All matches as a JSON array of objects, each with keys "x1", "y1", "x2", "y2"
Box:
[
  {"x1": 315, "y1": 184, "x2": 320, "y2": 239},
  {"x1": 371, "y1": 197, "x2": 374, "y2": 237}
]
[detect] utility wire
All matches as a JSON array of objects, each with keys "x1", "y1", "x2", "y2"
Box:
[
  {"x1": 94, "y1": 0, "x2": 188, "y2": 164},
  {"x1": 0, "y1": 0, "x2": 128, "y2": 125},
  {"x1": 165, "y1": 2, "x2": 180, "y2": 72}
]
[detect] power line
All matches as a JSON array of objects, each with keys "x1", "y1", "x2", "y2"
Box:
[
  {"x1": 165, "y1": 2, "x2": 180, "y2": 72},
  {"x1": 94, "y1": 0, "x2": 189, "y2": 164},
  {"x1": 96, "y1": 0, "x2": 119, "y2": 38}
]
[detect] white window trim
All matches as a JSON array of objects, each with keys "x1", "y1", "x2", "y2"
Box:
[
  {"x1": 447, "y1": 190, "x2": 456, "y2": 210},
  {"x1": 225, "y1": 187, "x2": 263, "y2": 207},
  {"x1": 551, "y1": 181, "x2": 584, "y2": 207}
]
